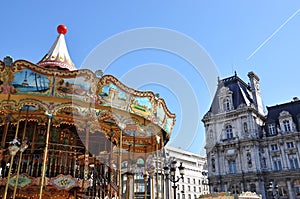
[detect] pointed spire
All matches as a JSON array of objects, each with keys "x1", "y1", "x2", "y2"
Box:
[{"x1": 37, "y1": 24, "x2": 77, "y2": 71}]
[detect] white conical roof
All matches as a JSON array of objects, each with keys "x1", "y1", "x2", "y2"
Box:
[{"x1": 37, "y1": 25, "x2": 77, "y2": 71}]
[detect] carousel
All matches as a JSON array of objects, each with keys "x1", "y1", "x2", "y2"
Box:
[{"x1": 0, "y1": 25, "x2": 175, "y2": 199}]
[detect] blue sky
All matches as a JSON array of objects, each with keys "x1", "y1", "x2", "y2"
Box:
[{"x1": 1, "y1": 1, "x2": 300, "y2": 155}]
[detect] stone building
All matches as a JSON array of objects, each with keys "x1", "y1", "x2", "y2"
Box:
[
  {"x1": 164, "y1": 146, "x2": 209, "y2": 199},
  {"x1": 202, "y1": 72, "x2": 300, "y2": 198}
]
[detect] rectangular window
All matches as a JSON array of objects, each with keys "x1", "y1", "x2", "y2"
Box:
[
  {"x1": 287, "y1": 142, "x2": 294, "y2": 148},
  {"x1": 289, "y1": 154, "x2": 299, "y2": 169},
  {"x1": 193, "y1": 178, "x2": 196, "y2": 184},
  {"x1": 228, "y1": 160, "x2": 237, "y2": 174},
  {"x1": 262, "y1": 158, "x2": 267, "y2": 168},
  {"x1": 271, "y1": 144, "x2": 278, "y2": 151},
  {"x1": 283, "y1": 120, "x2": 291, "y2": 132},
  {"x1": 272, "y1": 156, "x2": 282, "y2": 171},
  {"x1": 268, "y1": 123, "x2": 276, "y2": 135}
]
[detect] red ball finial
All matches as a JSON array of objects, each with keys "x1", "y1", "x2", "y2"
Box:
[{"x1": 57, "y1": 24, "x2": 67, "y2": 35}]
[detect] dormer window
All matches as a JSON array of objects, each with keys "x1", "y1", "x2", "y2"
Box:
[
  {"x1": 283, "y1": 120, "x2": 291, "y2": 132},
  {"x1": 225, "y1": 125, "x2": 233, "y2": 139},
  {"x1": 268, "y1": 123, "x2": 276, "y2": 135},
  {"x1": 218, "y1": 86, "x2": 233, "y2": 113},
  {"x1": 279, "y1": 111, "x2": 293, "y2": 132},
  {"x1": 223, "y1": 98, "x2": 231, "y2": 111}
]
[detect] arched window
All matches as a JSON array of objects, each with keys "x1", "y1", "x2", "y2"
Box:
[
  {"x1": 223, "y1": 98, "x2": 231, "y2": 111},
  {"x1": 243, "y1": 122, "x2": 248, "y2": 133},
  {"x1": 225, "y1": 125, "x2": 233, "y2": 139},
  {"x1": 211, "y1": 158, "x2": 216, "y2": 172},
  {"x1": 247, "y1": 153, "x2": 252, "y2": 168}
]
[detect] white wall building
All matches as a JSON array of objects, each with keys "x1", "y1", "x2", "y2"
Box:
[{"x1": 164, "y1": 146, "x2": 209, "y2": 199}]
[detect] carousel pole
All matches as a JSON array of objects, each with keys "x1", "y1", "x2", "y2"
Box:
[
  {"x1": 83, "y1": 104, "x2": 92, "y2": 195},
  {"x1": 151, "y1": 171, "x2": 154, "y2": 199},
  {"x1": 83, "y1": 121, "x2": 90, "y2": 193},
  {"x1": 143, "y1": 147, "x2": 148, "y2": 199},
  {"x1": 109, "y1": 132, "x2": 113, "y2": 199},
  {"x1": 126, "y1": 145, "x2": 131, "y2": 199},
  {"x1": 13, "y1": 106, "x2": 29, "y2": 199},
  {"x1": 118, "y1": 130, "x2": 122, "y2": 199},
  {"x1": 160, "y1": 135, "x2": 164, "y2": 199},
  {"x1": 1, "y1": 114, "x2": 11, "y2": 148},
  {"x1": 39, "y1": 112, "x2": 53, "y2": 199},
  {"x1": 3, "y1": 109, "x2": 22, "y2": 199},
  {"x1": 155, "y1": 135, "x2": 160, "y2": 199}
]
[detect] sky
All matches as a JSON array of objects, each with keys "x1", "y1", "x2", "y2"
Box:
[{"x1": 1, "y1": 1, "x2": 300, "y2": 155}]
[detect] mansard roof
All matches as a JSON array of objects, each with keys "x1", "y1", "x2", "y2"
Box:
[
  {"x1": 266, "y1": 98, "x2": 300, "y2": 131},
  {"x1": 208, "y1": 73, "x2": 254, "y2": 114}
]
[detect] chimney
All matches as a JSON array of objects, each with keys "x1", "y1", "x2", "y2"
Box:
[{"x1": 248, "y1": 71, "x2": 264, "y2": 115}]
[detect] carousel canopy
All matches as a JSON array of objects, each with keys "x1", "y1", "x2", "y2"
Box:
[{"x1": 0, "y1": 25, "x2": 176, "y2": 154}]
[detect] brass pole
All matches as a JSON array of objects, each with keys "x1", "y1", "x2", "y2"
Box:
[
  {"x1": 39, "y1": 113, "x2": 53, "y2": 199},
  {"x1": 13, "y1": 106, "x2": 29, "y2": 199},
  {"x1": 83, "y1": 122, "x2": 90, "y2": 192},
  {"x1": 118, "y1": 131, "x2": 122, "y2": 199},
  {"x1": 144, "y1": 147, "x2": 147, "y2": 199},
  {"x1": 126, "y1": 145, "x2": 131, "y2": 199},
  {"x1": 1, "y1": 115, "x2": 11, "y2": 148},
  {"x1": 151, "y1": 172, "x2": 154, "y2": 199},
  {"x1": 30, "y1": 123, "x2": 37, "y2": 154},
  {"x1": 3, "y1": 109, "x2": 22, "y2": 199},
  {"x1": 3, "y1": 154, "x2": 15, "y2": 199},
  {"x1": 156, "y1": 136, "x2": 159, "y2": 199},
  {"x1": 109, "y1": 134, "x2": 112, "y2": 198},
  {"x1": 160, "y1": 135, "x2": 164, "y2": 199}
]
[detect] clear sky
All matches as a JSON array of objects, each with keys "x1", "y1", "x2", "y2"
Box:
[{"x1": 1, "y1": 1, "x2": 300, "y2": 155}]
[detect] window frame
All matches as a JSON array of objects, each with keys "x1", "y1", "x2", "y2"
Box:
[{"x1": 268, "y1": 123, "x2": 276, "y2": 135}]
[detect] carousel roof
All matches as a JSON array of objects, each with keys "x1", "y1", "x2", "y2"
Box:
[
  {"x1": 0, "y1": 24, "x2": 176, "y2": 154},
  {"x1": 37, "y1": 25, "x2": 77, "y2": 71}
]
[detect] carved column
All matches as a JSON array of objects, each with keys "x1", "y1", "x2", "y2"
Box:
[{"x1": 286, "y1": 179, "x2": 295, "y2": 199}]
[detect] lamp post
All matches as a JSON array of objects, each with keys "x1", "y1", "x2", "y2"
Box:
[
  {"x1": 163, "y1": 160, "x2": 184, "y2": 199},
  {"x1": 267, "y1": 181, "x2": 279, "y2": 199}
]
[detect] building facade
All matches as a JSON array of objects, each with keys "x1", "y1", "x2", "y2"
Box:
[
  {"x1": 202, "y1": 71, "x2": 300, "y2": 199},
  {"x1": 164, "y1": 146, "x2": 209, "y2": 199}
]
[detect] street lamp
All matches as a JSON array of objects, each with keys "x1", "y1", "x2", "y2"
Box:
[
  {"x1": 267, "y1": 181, "x2": 279, "y2": 199},
  {"x1": 164, "y1": 160, "x2": 184, "y2": 199}
]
